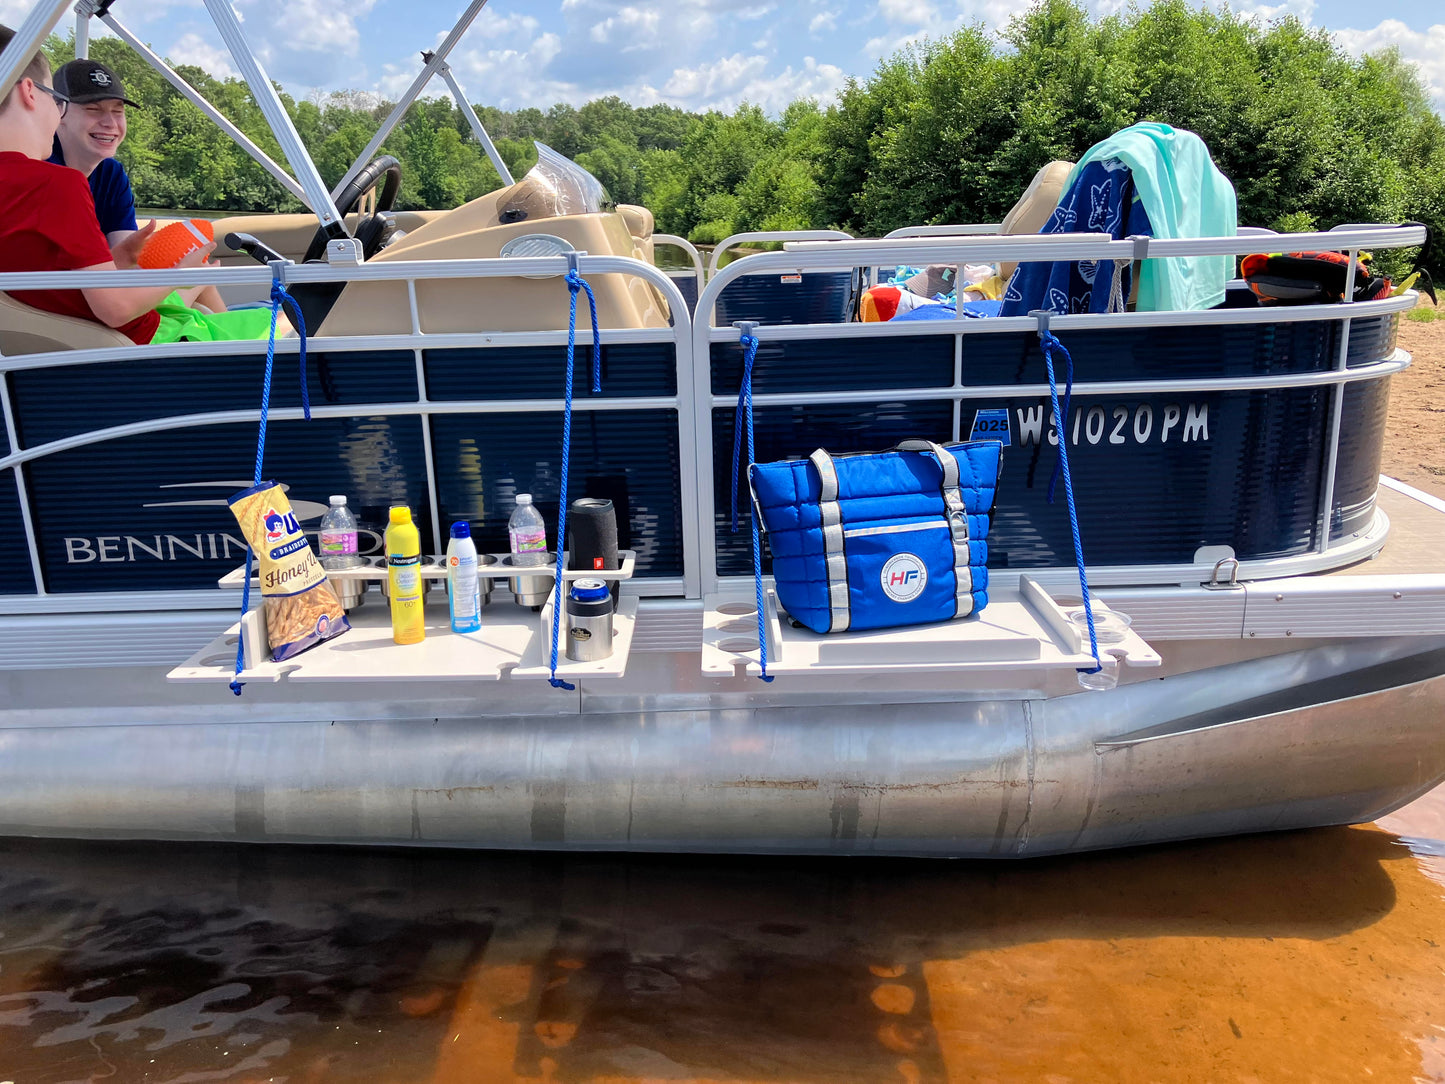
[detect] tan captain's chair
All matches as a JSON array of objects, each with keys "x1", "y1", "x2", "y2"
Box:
[
  {"x1": 618, "y1": 203, "x2": 655, "y2": 264},
  {"x1": 999, "y1": 160, "x2": 1075, "y2": 280},
  {"x1": 0, "y1": 291, "x2": 131, "y2": 355}
]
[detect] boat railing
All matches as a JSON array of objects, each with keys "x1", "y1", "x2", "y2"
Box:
[
  {"x1": 883, "y1": 224, "x2": 1004, "y2": 237},
  {"x1": 652, "y1": 234, "x2": 705, "y2": 315},
  {"x1": 0, "y1": 253, "x2": 701, "y2": 608},
  {"x1": 691, "y1": 223, "x2": 1425, "y2": 595},
  {"x1": 705, "y1": 231, "x2": 854, "y2": 281},
  {"x1": 0, "y1": 225, "x2": 1427, "y2": 612}
]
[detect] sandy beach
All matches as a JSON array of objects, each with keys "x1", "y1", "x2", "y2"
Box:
[{"x1": 1386, "y1": 300, "x2": 1445, "y2": 498}]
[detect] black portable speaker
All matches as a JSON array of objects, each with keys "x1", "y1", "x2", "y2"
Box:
[{"x1": 567, "y1": 497, "x2": 619, "y2": 605}]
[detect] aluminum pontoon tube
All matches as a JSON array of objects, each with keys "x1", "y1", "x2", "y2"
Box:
[{"x1": 1, "y1": 639, "x2": 1441, "y2": 856}]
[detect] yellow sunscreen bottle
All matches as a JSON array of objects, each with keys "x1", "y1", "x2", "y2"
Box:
[{"x1": 385, "y1": 505, "x2": 425, "y2": 645}]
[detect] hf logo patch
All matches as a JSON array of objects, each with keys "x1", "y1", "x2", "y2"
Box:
[
  {"x1": 880, "y1": 552, "x2": 927, "y2": 603},
  {"x1": 90, "y1": 70, "x2": 112, "y2": 86}
]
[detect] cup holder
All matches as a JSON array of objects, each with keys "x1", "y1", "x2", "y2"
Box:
[
  {"x1": 501, "y1": 553, "x2": 556, "y2": 608},
  {"x1": 1077, "y1": 653, "x2": 1120, "y2": 691},
  {"x1": 716, "y1": 601, "x2": 758, "y2": 616},
  {"x1": 716, "y1": 637, "x2": 759, "y2": 655},
  {"x1": 1067, "y1": 605, "x2": 1132, "y2": 645},
  {"x1": 718, "y1": 619, "x2": 755, "y2": 634}
]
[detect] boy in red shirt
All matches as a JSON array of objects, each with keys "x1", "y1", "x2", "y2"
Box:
[{"x1": 0, "y1": 28, "x2": 227, "y2": 345}]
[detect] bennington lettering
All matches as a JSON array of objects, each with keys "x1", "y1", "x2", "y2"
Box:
[
  {"x1": 64, "y1": 533, "x2": 248, "y2": 564},
  {"x1": 1014, "y1": 401, "x2": 1210, "y2": 447}
]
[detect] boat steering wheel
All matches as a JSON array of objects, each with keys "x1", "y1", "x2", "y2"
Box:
[{"x1": 303, "y1": 154, "x2": 402, "y2": 263}]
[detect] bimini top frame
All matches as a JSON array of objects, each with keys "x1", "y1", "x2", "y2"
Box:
[{"x1": 0, "y1": 0, "x2": 512, "y2": 252}]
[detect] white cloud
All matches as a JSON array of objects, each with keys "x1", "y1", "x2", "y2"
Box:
[
  {"x1": 441, "y1": 29, "x2": 571, "y2": 111},
  {"x1": 660, "y1": 51, "x2": 844, "y2": 112},
  {"x1": 880, "y1": 0, "x2": 939, "y2": 28},
  {"x1": 590, "y1": 5, "x2": 662, "y2": 47},
  {"x1": 663, "y1": 52, "x2": 769, "y2": 99},
  {"x1": 377, "y1": 7, "x2": 558, "y2": 104},
  {"x1": 1334, "y1": 19, "x2": 1445, "y2": 110},
  {"x1": 957, "y1": 0, "x2": 1045, "y2": 29},
  {"x1": 742, "y1": 54, "x2": 847, "y2": 112},
  {"x1": 1224, "y1": 0, "x2": 1316, "y2": 24},
  {"x1": 229, "y1": 0, "x2": 379, "y2": 87},
  {"x1": 863, "y1": 0, "x2": 960, "y2": 58},
  {"x1": 167, "y1": 32, "x2": 238, "y2": 79},
  {"x1": 239, "y1": 0, "x2": 378, "y2": 53},
  {"x1": 809, "y1": 10, "x2": 838, "y2": 34}
]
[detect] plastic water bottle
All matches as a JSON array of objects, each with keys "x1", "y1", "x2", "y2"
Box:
[
  {"x1": 318, "y1": 494, "x2": 364, "y2": 570},
  {"x1": 446, "y1": 521, "x2": 482, "y2": 633},
  {"x1": 508, "y1": 493, "x2": 549, "y2": 568}
]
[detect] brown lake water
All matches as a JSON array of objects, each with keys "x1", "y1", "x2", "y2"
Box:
[{"x1": 0, "y1": 785, "x2": 1442, "y2": 1083}]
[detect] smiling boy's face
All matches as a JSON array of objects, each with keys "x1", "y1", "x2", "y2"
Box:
[{"x1": 59, "y1": 97, "x2": 125, "y2": 159}]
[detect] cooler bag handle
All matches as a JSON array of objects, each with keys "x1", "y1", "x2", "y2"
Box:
[
  {"x1": 894, "y1": 440, "x2": 974, "y2": 618},
  {"x1": 808, "y1": 449, "x2": 850, "y2": 632}
]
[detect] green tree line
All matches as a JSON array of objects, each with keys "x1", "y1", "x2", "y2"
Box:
[{"x1": 45, "y1": 0, "x2": 1445, "y2": 277}]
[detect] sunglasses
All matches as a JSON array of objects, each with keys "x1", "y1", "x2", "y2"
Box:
[{"x1": 33, "y1": 81, "x2": 70, "y2": 118}]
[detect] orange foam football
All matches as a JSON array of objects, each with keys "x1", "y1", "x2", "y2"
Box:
[{"x1": 138, "y1": 219, "x2": 215, "y2": 270}]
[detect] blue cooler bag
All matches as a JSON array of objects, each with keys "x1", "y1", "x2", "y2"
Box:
[{"x1": 749, "y1": 439, "x2": 1003, "y2": 634}]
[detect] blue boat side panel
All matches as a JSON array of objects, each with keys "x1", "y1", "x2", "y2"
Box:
[
  {"x1": 715, "y1": 270, "x2": 856, "y2": 327},
  {"x1": 10, "y1": 350, "x2": 417, "y2": 449},
  {"x1": 711, "y1": 335, "x2": 953, "y2": 395},
  {"x1": 714, "y1": 402, "x2": 954, "y2": 576},
  {"x1": 975, "y1": 388, "x2": 1328, "y2": 565},
  {"x1": 424, "y1": 343, "x2": 677, "y2": 401},
  {"x1": 0, "y1": 471, "x2": 34, "y2": 594},
  {"x1": 961, "y1": 321, "x2": 1351, "y2": 385},
  {"x1": 666, "y1": 272, "x2": 699, "y2": 315},
  {"x1": 431, "y1": 409, "x2": 683, "y2": 576},
  {"x1": 1346, "y1": 313, "x2": 1399, "y2": 367},
  {"x1": 1331, "y1": 377, "x2": 1391, "y2": 540},
  {"x1": 715, "y1": 388, "x2": 1332, "y2": 575},
  {"x1": 24, "y1": 416, "x2": 430, "y2": 593}
]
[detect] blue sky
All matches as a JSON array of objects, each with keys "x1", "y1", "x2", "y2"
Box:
[{"x1": 8, "y1": 0, "x2": 1443, "y2": 113}]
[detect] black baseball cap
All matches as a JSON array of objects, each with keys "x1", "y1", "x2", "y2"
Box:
[{"x1": 55, "y1": 59, "x2": 140, "y2": 107}]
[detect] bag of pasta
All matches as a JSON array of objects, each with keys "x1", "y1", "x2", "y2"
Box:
[{"x1": 229, "y1": 481, "x2": 350, "y2": 661}]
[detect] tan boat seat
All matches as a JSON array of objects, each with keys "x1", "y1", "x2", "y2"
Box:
[
  {"x1": 999, "y1": 160, "x2": 1075, "y2": 279},
  {"x1": 0, "y1": 291, "x2": 132, "y2": 355}
]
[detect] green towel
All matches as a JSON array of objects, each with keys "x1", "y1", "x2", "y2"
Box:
[
  {"x1": 150, "y1": 292, "x2": 277, "y2": 344},
  {"x1": 1068, "y1": 122, "x2": 1238, "y2": 312}
]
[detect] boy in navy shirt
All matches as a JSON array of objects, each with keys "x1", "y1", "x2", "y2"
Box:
[
  {"x1": 49, "y1": 58, "x2": 137, "y2": 242},
  {"x1": 50, "y1": 57, "x2": 225, "y2": 312}
]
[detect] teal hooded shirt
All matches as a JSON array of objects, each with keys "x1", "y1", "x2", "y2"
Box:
[{"x1": 1069, "y1": 122, "x2": 1238, "y2": 312}]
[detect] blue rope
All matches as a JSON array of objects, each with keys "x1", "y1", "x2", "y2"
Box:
[
  {"x1": 1046, "y1": 335, "x2": 1074, "y2": 505},
  {"x1": 730, "y1": 332, "x2": 760, "y2": 531},
  {"x1": 1039, "y1": 330, "x2": 1100, "y2": 675},
  {"x1": 548, "y1": 268, "x2": 602, "y2": 690},
  {"x1": 728, "y1": 330, "x2": 773, "y2": 682},
  {"x1": 230, "y1": 279, "x2": 311, "y2": 696}
]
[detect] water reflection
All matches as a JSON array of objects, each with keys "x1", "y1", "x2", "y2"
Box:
[{"x1": 0, "y1": 793, "x2": 1442, "y2": 1083}]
